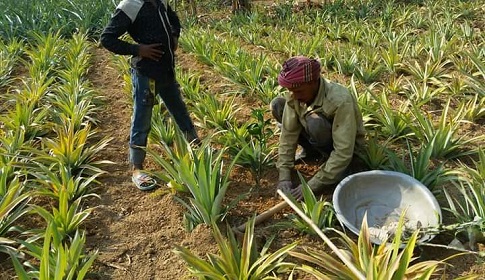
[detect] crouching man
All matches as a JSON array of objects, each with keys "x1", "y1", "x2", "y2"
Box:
[{"x1": 271, "y1": 56, "x2": 366, "y2": 200}]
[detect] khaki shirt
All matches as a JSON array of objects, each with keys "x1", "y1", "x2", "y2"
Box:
[{"x1": 277, "y1": 77, "x2": 365, "y2": 190}]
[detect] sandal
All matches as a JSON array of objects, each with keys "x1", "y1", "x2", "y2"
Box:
[{"x1": 132, "y1": 172, "x2": 157, "y2": 191}]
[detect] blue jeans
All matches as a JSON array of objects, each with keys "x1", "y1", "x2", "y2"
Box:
[{"x1": 129, "y1": 69, "x2": 197, "y2": 168}]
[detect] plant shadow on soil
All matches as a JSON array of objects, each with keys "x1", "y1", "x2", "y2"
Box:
[{"x1": 1, "y1": 45, "x2": 484, "y2": 280}]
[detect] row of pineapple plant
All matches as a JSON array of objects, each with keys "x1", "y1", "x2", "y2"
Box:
[
  {"x1": 81, "y1": 0, "x2": 482, "y2": 278},
  {"x1": 176, "y1": 13, "x2": 484, "y2": 191},
  {"x1": 179, "y1": 25, "x2": 284, "y2": 104},
  {"x1": 0, "y1": 0, "x2": 114, "y2": 40},
  {"x1": 0, "y1": 31, "x2": 110, "y2": 278},
  {"x1": 1, "y1": 0, "x2": 483, "y2": 278},
  {"x1": 157, "y1": 0, "x2": 484, "y2": 278}
]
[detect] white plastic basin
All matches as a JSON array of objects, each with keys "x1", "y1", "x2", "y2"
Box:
[{"x1": 332, "y1": 170, "x2": 442, "y2": 245}]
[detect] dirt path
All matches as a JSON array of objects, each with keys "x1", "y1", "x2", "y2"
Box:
[
  {"x1": 84, "y1": 46, "x2": 217, "y2": 280},
  {"x1": 84, "y1": 44, "x2": 485, "y2": 279}
]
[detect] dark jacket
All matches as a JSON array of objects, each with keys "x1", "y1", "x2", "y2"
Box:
[{"x1": 100, "y1": 0, "x2": 181, "y2": 82}]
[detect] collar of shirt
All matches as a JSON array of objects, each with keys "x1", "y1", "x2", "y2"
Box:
[{"x1": 307, "y1": 77, "x2": 327, "y2": 111}]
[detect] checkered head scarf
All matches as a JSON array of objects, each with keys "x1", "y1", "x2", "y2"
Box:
[{"x1": 278, "y1": 56, "x2": 321, "y2": 88}]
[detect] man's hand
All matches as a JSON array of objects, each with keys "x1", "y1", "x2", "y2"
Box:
[
  {"x1": 289, "y1": 184, "x2": 304, "y2": 201},
  {"x1": 138, "y1": 43, "x2": 164, "y2": 61},
  {"x1": 277, "y1": 180, "x2": 293, "y2": 193},
  {"x1": 277, "y1": 181, "x2": 304, "y2": 201}
]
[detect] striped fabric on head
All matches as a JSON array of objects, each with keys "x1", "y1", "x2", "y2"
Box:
[{"x1": 278, "y1": 56, "x2": 321, "y2": 88}]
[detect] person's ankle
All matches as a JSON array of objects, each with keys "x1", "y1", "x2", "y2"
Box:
[{"x1": 132, "y1": 164, "x2": 143, "y2": 172}]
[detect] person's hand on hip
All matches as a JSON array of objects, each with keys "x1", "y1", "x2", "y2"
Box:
[{"x1": 138, "y1": 43, "x2": 165, "y2": 61}]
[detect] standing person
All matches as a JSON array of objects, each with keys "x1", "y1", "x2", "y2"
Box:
[
  {"x1": 271, "y1": 56, "x2": 366, "y2": 200},
  {"x1": 101, "y1": 0, "x2": 199, "y2": 191}
]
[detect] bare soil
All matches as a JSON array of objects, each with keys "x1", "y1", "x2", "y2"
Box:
[
  {"x1": 0, "y1": 43, "x2": 484, "y2": 280},
  {"x1": 77, "y1": 46, "x2": 485, "y2": 279}
]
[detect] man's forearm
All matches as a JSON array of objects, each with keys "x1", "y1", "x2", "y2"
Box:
[{"x1": 101, "y1": 34, "x2": 139, "y2": 56}]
